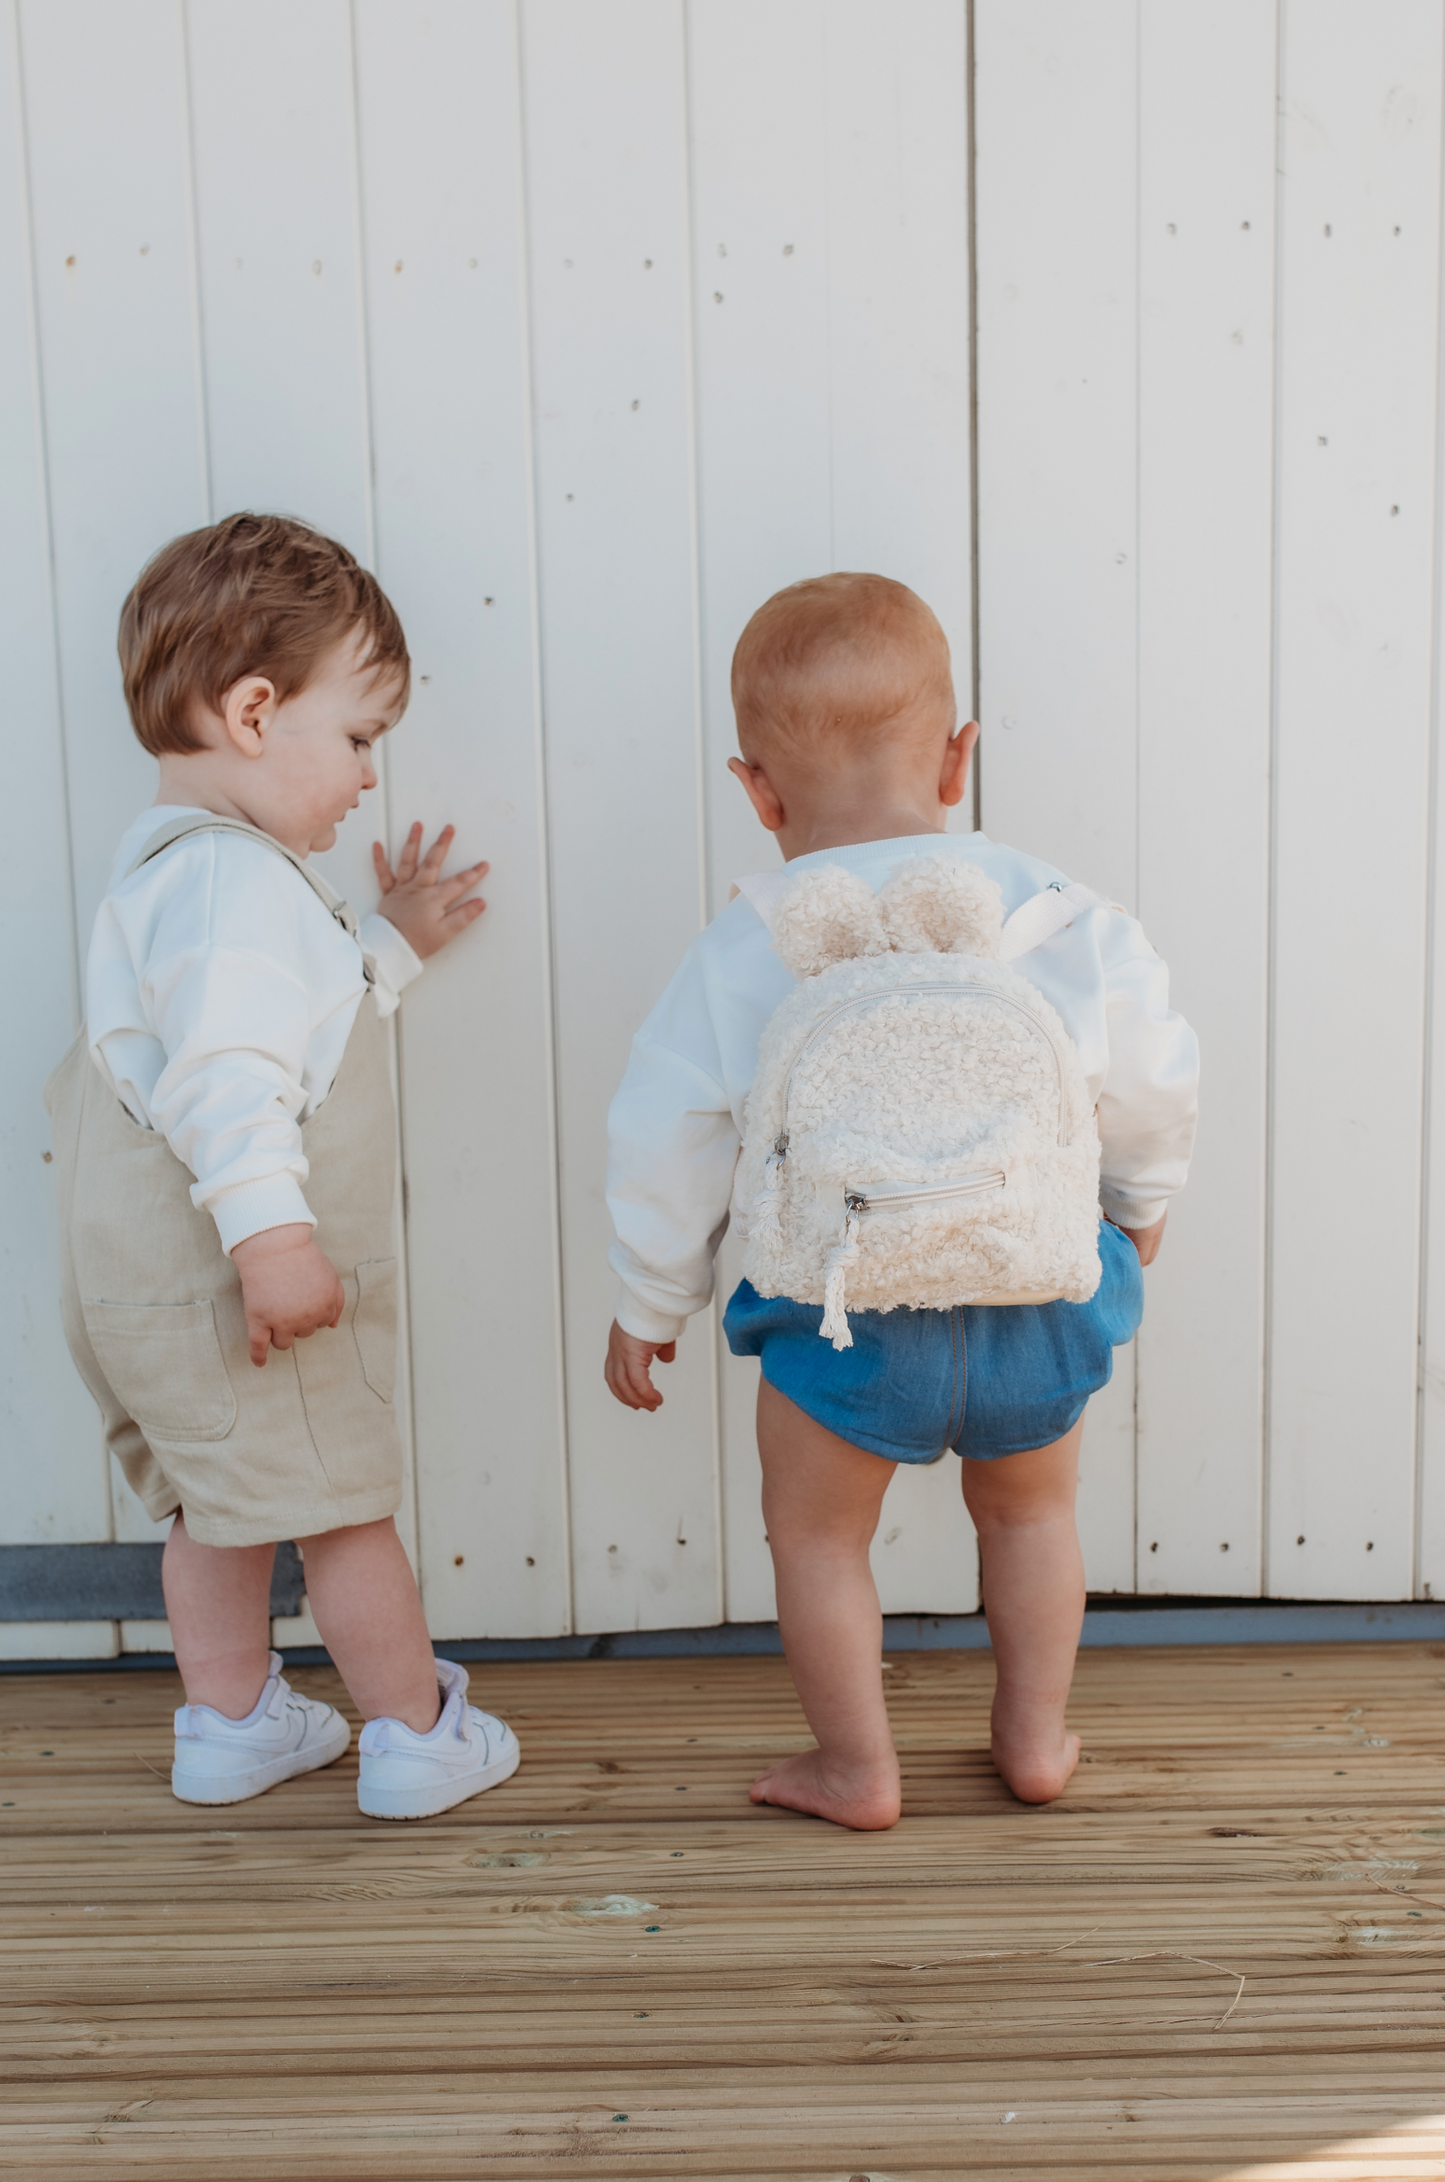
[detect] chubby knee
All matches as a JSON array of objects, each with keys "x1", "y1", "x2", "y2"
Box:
[
  {"x1": 961, "y1": 1456, "x2": 1078, "y2": 1530},
  {"x1": 762, "y1": 1498, "x2": 881, "y2": 1560},
  {"x1": 965, "y1": 1488, "x2": 1069, "y2": 1533}
]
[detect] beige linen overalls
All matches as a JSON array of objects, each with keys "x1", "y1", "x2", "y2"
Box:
[{"x1": 44, "y1": 816, "x2": 403, "y2": 1549}]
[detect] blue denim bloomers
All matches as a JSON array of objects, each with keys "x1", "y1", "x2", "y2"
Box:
[{"x1": 723, "y1": 1216, "x2": 1143, "y2": 1464}]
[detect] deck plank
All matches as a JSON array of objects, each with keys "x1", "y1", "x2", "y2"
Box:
[{"x1": 3, "y1": 1643, "x2": 1445, "y2": 2178}]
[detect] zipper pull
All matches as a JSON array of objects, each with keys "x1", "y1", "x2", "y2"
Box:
[{"x1": 752, "y1": 1134, "x2": 788, "y2": 1245}]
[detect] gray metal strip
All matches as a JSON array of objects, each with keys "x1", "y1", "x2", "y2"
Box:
[
  {"x1": 423, "y1": 1600, "x2": 1445, "y2": 1659},
  {"x1": 0, "y1": 1541, "x2": 304, "y2": 1622},
  {"x1": 6, "y1": 1592, "x2": 1445, "y2": 1667}
]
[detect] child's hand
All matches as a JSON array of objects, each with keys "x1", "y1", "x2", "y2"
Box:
[
  {"x1": 605, "y1": 1320, "x2": 677, "y2": 1411},
  {"x1": 372, "y1": 823, "x2": 489, "y2": 961},
  {"x1": 232, "y1": 1224, "x2": 346, "y2": 1367},
  {"x1": 1111, "y1": 1210, "x2": 1167, "y2": 1266}
]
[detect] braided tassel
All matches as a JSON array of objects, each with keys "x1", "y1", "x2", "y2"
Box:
[{"x1": 818, "y1": 1202, "x2": 862, "y2": 1350}]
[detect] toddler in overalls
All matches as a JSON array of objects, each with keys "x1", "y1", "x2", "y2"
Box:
[
  {"x1": 47, "y1": 513, "x2": 519, "y2": 1820},
  {"x1": 603, "y1": 573, "x2": 1198, "y2": 1829}
]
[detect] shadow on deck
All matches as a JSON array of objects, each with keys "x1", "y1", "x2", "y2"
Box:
[{"x1": 3, "y1": 1641, "x2": 1444, "y2": 2178}]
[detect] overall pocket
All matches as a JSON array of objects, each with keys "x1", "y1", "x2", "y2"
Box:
[
  {"x1": 81, "y1": 1299, "x2": 237, "y2": 1441},
  {"x1": 351, "y1": 1258, "x2": 398, "y2": 1402}
]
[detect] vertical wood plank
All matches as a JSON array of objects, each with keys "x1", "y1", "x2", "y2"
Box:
[
  {"x1": 1422, "y1": 163, "x2": 1445, "y2": 1608},
  {"x1": 687, "y1": 0, "x2": 831, "y2": 918},
  {"x1": 974, "y1": 0, "x2": 1140, "y2": 1589},
  {"x1": 974, "y1": 0, "x2": 1139, "y2": 908},
  {"x1": 16, "y1": 0, "x2": 202, "y2": 945},
  {"x1": 823, "y1": 0, "x2": 973, "y2": 707},
  {"x1": 825, "y1": 0, "x2": 975, "y2": 1616},
  {"x1": 1077, "y1": 1357, "x2": 1136, "y2": 1596},
  {"x1": 0, "y1": 0, "x2": 109, "y2": 1547},
  {"x1": 352, "y1": 0, "x2": 569, "y2": 1638},
  {"x1": 1134, "y1": 0, "x2": 1277, "y2": 1595},
  {"x1": 523, "y1": 0, "x2": 719, "y2": 1632},
  {"x1": 19, "y1": 0, "x2": 204, "y2": 1548},
  {"x1": 182, "y1": 0, "x2": 424, "y2": 1567},
  {"x1": 185, "y1": 0, "x2": 369, "y2": 544},
  {"x1": 871, "y1": 1462, "x2": 977, "y2": 1618},
  {"x1": 185, "y1": 0, "x2": 382, "y2": 912},
  {"x1": 686, "y1": 0, "x2": 830, "y2": 1625},
  {"x1": 689, "y1": 0, "x2": 977, "y2": 1620},
  {"x1": 1268, "y1": 0, "x2": 1442, "y2": 1600}
]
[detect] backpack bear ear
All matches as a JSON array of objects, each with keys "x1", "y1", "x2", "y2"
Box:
[
  {"x1": 772, "y1": 865, "x2": 889, "y2": 978},
  {"x1": 879, "y1": 856, "x2": 1004, "y2": 957}
]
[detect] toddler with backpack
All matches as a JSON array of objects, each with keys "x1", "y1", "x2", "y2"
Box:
[{"x1": 603, "y1": 572, "x2": 1198, "y2": 1828}]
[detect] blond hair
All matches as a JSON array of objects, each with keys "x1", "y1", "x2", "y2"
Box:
[{"x1": 731, "y1": 572, "x2": 953, "y2": 758}]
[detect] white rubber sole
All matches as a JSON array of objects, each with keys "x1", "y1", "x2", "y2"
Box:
[
  {"x1": 358, "y1": 1738, "x2": 521, "y2": 1821},
  {"x1": 171, "y1": 1715, "x2": 351, "y2": 1806}
]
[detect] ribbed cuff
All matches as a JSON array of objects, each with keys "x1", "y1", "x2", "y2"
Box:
[
  {"x1": 208, "y1": 1174, "x2": 317, "y2": 1256},
  {"x1": 362, "y1": 912, "x2": 424, "y2": 1019},
  {"x1": 615, "y1": 1293, "x2": 688, "y2": 1345},
  {"x1": 1100, "y1": 1191, "x2": 1167, "y2": 1232}
]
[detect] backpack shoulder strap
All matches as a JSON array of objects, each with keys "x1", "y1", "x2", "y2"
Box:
[
  {"x1": 998, "y1": 880, "x2": 1111, "y2": 961},
  {"x1": 125, "y1": 814, "x2": 359, "y2": 941},
  {"x1": 731, "y1": 866, "x2": 795, "y2": 935}
]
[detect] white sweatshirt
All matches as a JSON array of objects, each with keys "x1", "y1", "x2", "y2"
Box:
[
  {"x1": 86, "y1": 805, "x2": 423, "y2": 1255},
  {"x1": 607, "y1": 831, "x2": 1199, "y2": 1343}
]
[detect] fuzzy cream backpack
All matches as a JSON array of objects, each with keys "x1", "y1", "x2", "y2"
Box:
[{"x1": 736, "y1": 855, "x2": 1106, "y2": 1347}]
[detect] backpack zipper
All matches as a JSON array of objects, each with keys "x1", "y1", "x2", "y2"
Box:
[
  {"x1": 817, "y1": 1168, "x2": 1010, "y2": 1351},
  {"x1": 844, "y1": 1171, "x2": 1006, "y2": 1215},
  {"x1": 771, "y1": 981, "x2": 1070, "y2": 1160}
]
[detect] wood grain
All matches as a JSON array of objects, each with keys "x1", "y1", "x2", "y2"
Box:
[{"x1": 4, "y1": 1643, "x2": 1445, "y2": 2177}]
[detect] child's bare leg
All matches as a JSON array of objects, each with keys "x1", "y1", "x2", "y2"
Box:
[
  {"x1": 298, "y1": 1517, "x2": 440, "y2": 1734},
  {"x1": 751, "y1": 1377, "x2": 901, "y2": 1829},
  {"x1": 163, "y1": 1513, "x2": 441, "y2": 1734},
  {"x1": 960, "y1": 1419, "x2": 1086, "y2": 1802},
  {"x1": 162, "y1": 1512, "x2": 275, "y2": 1716}
]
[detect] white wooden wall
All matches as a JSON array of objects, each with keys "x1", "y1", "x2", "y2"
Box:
[{"x1": 3, "y1": 0, "x2": 1444, "y2": 1655}]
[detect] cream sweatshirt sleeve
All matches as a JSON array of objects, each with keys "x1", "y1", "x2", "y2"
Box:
[
  {"x1": 1091, "y1": 918, "x2": 1199, "y2": 1233},
  {"x1": 605, "y1": 948, "x2": 741, "y2": 1344}
]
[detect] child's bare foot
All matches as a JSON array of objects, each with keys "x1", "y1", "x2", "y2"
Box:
[
  {"x1": 990, "y1": 1698, "x2": 1081, "y2": 1804},
  {"x1": 749, "y1": 1749, "x2": 901, "y2": 1830}
]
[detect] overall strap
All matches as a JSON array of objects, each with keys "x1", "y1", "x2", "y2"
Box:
[
  {"x1": 998, "y1": 880, "x2": 1110, "y2": 961},
  {"x1": 126, "y1": 815, "x2": 361, "y2": 945}
]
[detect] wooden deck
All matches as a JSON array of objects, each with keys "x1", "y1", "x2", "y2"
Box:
[{"x1": 3, "y1": 1641, "x2": 1444, "y2": 2180}]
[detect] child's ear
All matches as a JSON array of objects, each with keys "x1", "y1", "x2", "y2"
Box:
[
  {"x1": 879, "y1": 855, "x2": 1003, "y2": 956},
  {"x1": 772, "y1": 865, "x2": 888, "y2": 978},
  {"x1": 220, "y1": 675, "x2": 279, "y2": 761},
  {"x1": 939, "y1": 719, "x2": 979, "y2": 808},
  {"x1": 727, "y1": 755, "x2": 785, "y2": 834}
]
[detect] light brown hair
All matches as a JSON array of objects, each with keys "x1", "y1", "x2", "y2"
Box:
[
  {"x1": 731, "y1": 572, "x2": 953, "y2": 758},
  {"x1": 118, "y1": 512, "x2": 410, "y2": 757}
]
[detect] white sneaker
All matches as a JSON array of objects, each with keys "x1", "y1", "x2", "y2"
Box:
[
  {"x1": 357, "y1": 1658, "x2": 521, "y2": 1820},
  {"x1": 172, "y1": 1652, "x2": 351, "y2": 1805}
]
